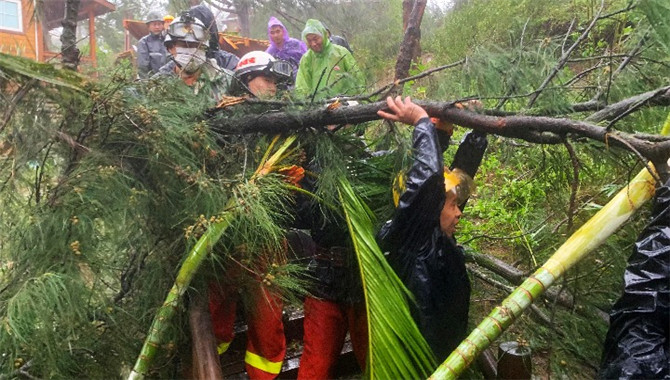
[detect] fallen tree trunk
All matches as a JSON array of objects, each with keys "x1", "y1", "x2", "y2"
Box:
[{"x1": 209, "y1": 100, "x2": 670, "y2": 179}]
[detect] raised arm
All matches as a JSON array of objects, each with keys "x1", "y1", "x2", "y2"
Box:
[{"x1": 377, "y1": 97, "x2": 447, "y2": 250}]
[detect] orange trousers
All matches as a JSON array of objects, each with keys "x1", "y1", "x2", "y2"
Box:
[
  {"x1": 209, "y1": 282, "x2": 285, "y2": 379},
  {"x1": 297, "y1": 296, "x2": 368, "y2": 379}
]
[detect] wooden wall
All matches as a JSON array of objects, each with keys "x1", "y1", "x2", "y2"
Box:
[{"x1": 0, "y1": 0, "x2": 42, "y2": 60}]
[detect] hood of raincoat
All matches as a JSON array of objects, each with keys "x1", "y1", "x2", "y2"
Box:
[
  {"x1": 267, "y1": 16, "x2": 289, "y2": 47},
  {"x1": 301, "y1": 19, "x2": 331, "y2": 53},
  {"x1": 189, "y1": 4, "x2": 220, "y2": 51}
]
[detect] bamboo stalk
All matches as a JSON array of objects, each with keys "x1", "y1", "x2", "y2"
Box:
[
  {"x1": 430, "y1": 117, "x2": 670, "y2": 380},
  {"x1": 128, "y1": 212, "x2": 234, "y2": 380},
  {"x1": 128, "y1": 136, "x2": 297, "y2": 380}
]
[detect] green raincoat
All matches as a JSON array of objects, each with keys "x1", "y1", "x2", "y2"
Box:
[{"x1": 295, "y1": 19, "x2": 364, "y2": 100}]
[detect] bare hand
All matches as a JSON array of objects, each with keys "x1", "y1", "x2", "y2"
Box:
[{"x1": 377, "y1": 96, "x2": 429, "y2": 126}]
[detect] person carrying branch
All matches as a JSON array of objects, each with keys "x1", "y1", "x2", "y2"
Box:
[
  {"x1": 294, "y1": 19, "x2": 364, "y2": 101},
  {"x1": 207, "y1": 51, "x2": 294, "y2": 379},
  {"x1": 377, "y1": 96, "x2": 488, "y2": 360},
  {"x1": 599, "y1": 177, "x2": 669, "y2": 379},
  {"x1": 290, "y1": 19, "x2": 369, "y2": 379}
]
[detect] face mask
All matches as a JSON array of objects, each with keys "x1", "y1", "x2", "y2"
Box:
[{"x1": 174, "y1": 47, "x2": 207, "y2": 74}]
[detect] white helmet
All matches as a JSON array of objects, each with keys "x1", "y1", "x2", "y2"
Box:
[{"x1": 234, "y1": 51, "x2": 292, "y2": 82}]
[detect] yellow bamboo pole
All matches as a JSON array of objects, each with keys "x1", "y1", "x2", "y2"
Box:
[{"x1": 430, "y1": 118, "x2": 670, "y2": 380}]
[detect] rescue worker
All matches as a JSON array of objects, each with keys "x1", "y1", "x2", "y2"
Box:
[
  {"x1": 295, "y1": 19, "x2": 364, "y2": 101},
  {"x1": 293, "y1": 22, "x2": 368, "y2": 376},
  {"x1": 377, "y1": 96, "x2": 488, "y2": 360},
  {"x1": 137, "y1": 10, "x2": 168, "y2": 79},
  {"x1": 154, "y1": 12, "x2": 231, "y2": 104},
  {"x1": 230, "y1": 50, "x2": 293, "y2": 97},
  {"x1": 188, "y1": 4, "x2": 240, "y2": 71},
  {"x1": 207, "y1": 51, "x2": 293, "y2": 380},
  {"x1": 265, "y1": 16, "x2": 307, "y2": 78}
]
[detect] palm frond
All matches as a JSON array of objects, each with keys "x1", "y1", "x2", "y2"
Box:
[{"x1": 338, "y1": 177, "x2": 435, "y2": 380}]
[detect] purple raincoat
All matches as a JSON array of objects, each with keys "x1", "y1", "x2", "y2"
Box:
[{"x1": 266, "y1": 16, "x2": 307, "y2": 74}]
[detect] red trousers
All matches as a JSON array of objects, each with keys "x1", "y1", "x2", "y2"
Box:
[
  {"x1": 297, "y1": 297, "x2": 368, "y2": 380},
  {"x1": 209, "y1": 282, "x2": 285, "y2": 379}
]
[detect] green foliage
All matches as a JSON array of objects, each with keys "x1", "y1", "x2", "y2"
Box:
[
  {"x1": 398, "y1": 4, "x2": 670, "y2": 376},
  {"x1": 339, "y1": 176, "x2": 435, "y2": 379},
  {"x1": 0, "y1": 57, "x2": 306, "y2": 377}
]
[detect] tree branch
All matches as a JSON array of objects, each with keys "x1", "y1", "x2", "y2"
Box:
[
  {"x1": 209, "y1": 99, "x2": 670, "y2": 165},
  {"x1": 360, "y1": 58, "x2": 466, "y2": 101},
  {"x1": 586, "y1": 85, "x2": 670, "y2": 122}
]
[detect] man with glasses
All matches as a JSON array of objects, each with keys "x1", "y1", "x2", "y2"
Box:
[{"x1": 154, "y1": 11, "x2": 232, "y2": 104}]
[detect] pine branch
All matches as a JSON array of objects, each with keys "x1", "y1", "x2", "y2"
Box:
[
  {"x1": 527, "y1": 0, "x2": 605, "y2": 108},
  {"x1": 361, "y1": 59, "x2": 466, "y2": 101},
  {"x1": 590, "y1": 31, "x2": 649, "y2": 103}
]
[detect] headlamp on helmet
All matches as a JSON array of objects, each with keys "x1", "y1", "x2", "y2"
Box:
[{"x1": 166, "y1": 12, "x2": 209, "y2": 45}]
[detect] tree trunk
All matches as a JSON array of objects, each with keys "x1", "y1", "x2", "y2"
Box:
[
  {"x1": 394, "y1": 0, "x2": 426, "y2": 82},
  {"x1": 234, "y1": 0, "x2": 251, "y2": 37},
  {"x1": 402, "y1": 0, "x2": 412, "y2": 31},
  {"x1": 189, "y1": 291, "x2": 223, "y2": 380},
  {"x1": 60, "y1": 0, "x2": 81, "y2": 70},
  {"x1": 208, "y1": 99, "x2": 670, "y2": 167}
]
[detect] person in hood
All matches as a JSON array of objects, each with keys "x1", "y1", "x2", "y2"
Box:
[
  {"x1": 265, "y1": 16, "x2": 306, "y2": 78},
  {"x1": 188, "y1": 4, "x2": 239, "y2": 71},
  {"x1": 377, "y1": 96, "x2": 488, "y2": 360},
  {"x1": 294, "y1": 19, "x2": 364, "y2": 101},
  {"x1": 137, "y1": 11, "x2": 168, "y2": 79}
]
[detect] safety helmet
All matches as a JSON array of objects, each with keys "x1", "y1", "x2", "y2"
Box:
[
  {"x1": 165, "y1": 12, "x2": 209, "y2": 45},
  {"x1": 444, "y1": 168, "x2": 474, "y2": 205},
  {"x1": 145, "y1": 10, "x2": 163, "y2": 24},
  {"x1": 163, "y1": 15, "x2": 174, "y2": 23},
  {"x1": 234, "y1": 51, "x2": 292, "y2": 83},
  {"x1": 392, "y1": 168, "x2": 474, "y2": 207}
]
